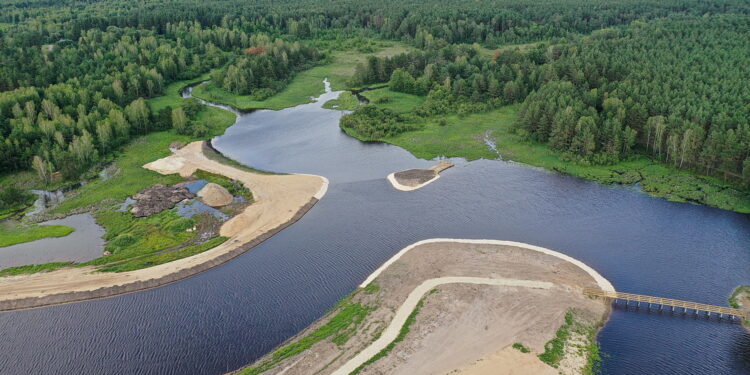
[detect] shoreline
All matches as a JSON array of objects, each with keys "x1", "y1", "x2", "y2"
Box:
[
  {"x1": 360, "y1": 239, "x2": 615, "y2": 291},
  {"x1": 386, "y1": 161, "x2": 454, "y2": 192},
  {"x1": 386, "y1": 172, "x2": 439, "y2": 191},
  {"x1": 0, "y1": 141, "x2": 328, "y2": 312},
  {"x1": 235, "y1": 239, "x2": 613, "y2": 375}
]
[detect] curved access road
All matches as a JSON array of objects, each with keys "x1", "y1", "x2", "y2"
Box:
[
  {"x1": 360, "y1": 239, "x2": 615, "y2": 292},
  {"x1": 332, "y1": 276, "x2": 554, "y2": 375}
]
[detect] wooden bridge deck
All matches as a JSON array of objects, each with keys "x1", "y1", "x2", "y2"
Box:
[{"x1": 584, "y1": 288, "x2": 747, "y2": 320}]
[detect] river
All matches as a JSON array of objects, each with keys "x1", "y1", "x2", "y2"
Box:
[{"x1": 0, "y1": 81, "x2": 748, "y2": 375}]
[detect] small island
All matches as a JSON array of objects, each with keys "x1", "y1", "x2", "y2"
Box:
[
  {"x1": 387, "y1": 161, "x2": 454, "y2": 191},
  {"x1": 235, "y1": 239, "x2": 613, "y2": 375}
]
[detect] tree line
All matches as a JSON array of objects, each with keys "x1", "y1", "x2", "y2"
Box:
[
  {"x1": 516, "y1": 15, "x2": 750, "y2": 182},
  {"x1": 0, "y1": 18, "x2": 323, "y2": 178}
]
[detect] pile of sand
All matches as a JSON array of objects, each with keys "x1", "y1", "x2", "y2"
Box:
[{"x1": 198, "y1": 183, "x2": 233, "y2": 207}]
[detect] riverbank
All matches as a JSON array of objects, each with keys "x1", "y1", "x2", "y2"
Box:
[
  {"x1": 387, "y1": 161, "x2": 454, "y2": 191},
  {"x1": 0, "y1": 141, "x2": 327, "y2": 311},
  {"x1": 234, "y1": 239, "x2": 613, "y2": 375},
  {"x1": 345, "y1": 90, "x2": 750, "y2": 213},
  {"x1": 729, "y1": 285, "x2": 750, "y2": 329}
]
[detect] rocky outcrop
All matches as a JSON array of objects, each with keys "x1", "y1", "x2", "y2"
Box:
[
  {"x1": 197, "y1": 183, "x2": 233, "y2": 207},
  {"x1": 130, "y1": 184, "x2": 195, "y2": 217}
]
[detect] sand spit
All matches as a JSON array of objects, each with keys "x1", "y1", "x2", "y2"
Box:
[
  {"x1": 387, "y1": 161, "x2": 454, "y2": 191},
  {"x1": 236, "y1": 239, "x2": 613, "y2": 375},
  {"x1": 0, "y1": 141, "x2": 327, "y2": 311}
]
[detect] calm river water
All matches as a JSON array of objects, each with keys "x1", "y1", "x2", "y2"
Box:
[{"x1": 0, "y1": 83, "x2": 748, "y2": 375}]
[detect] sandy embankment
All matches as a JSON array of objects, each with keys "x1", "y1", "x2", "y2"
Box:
[
  {"x1": 0, "y1": 141, "x2": 328, "y2": 311},
  {"x1": 387, "y1": 161, "x2": 454, "y2": 191},
  {"x1": 238, "y1": 239, "x2": 613, "y2": 375}
]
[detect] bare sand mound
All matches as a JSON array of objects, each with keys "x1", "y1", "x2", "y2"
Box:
[
  {"x1": 387, "y1": 161, "x2": 454, "y2": 191},
  {"x1": 236, "y1": 240, "x2": 612, "y2": 375},
  {"x1": 0, "y1": 141, "x2": 328, "y2": 311},
  {"x1": 199, "y1": 182, "x2": 233, "y2": 207}
]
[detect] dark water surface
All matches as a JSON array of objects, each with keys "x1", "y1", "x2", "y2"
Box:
[{"x1": 0, "y1": 83, "x2": 748, "y2": 375}]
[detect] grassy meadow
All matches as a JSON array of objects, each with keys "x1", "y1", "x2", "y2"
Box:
[{"x1": 0, "y1": 222, "x2": 75, "y2": 248}]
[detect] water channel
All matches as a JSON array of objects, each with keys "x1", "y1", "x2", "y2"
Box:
[{"x1": 0, "y1": 81, "x2": 748, "y2": 374}]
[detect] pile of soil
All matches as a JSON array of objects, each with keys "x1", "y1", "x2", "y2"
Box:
[
  {"x1": 393, "y1": 169, "x2": 437, "y2": 187},
  {"x1": 130, "y1": 184, "x2": 195, "y2": 217},
  {"x1": 198, "y1": 183, "x2": 233, "y2": 207}
]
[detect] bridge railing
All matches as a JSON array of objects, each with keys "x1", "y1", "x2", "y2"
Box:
[{"x1": 583, "y1": 288, "x2": 747, "y2": 320}]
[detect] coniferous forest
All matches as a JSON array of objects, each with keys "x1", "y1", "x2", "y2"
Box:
[{"x1": 1, "y1": 0, "x2": 749, "y2": 211}]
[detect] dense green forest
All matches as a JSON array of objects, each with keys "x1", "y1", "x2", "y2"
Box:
[{"x1": 0, "y1": 0, "x2": 749, "y2": 212}]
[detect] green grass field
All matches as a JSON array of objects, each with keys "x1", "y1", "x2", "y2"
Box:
[
  {"x1": 322, "y1": 91, "x2": 359, "y2": 110},
  {"x1": 360, "y1": 88, "x2": 425, "y2": 114},
  {"x1": 192, "y1": 42, "x2": 413, "y2": 111},
  {"x1": 0, "y1": 222, "x2": 75, "y2": 247}
]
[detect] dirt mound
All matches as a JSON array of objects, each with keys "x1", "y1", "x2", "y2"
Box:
[
  {"x1": 198, "y1": 183, "x2": 233, "y2": 207},
  {"x1": 130, "y1": 184, "x2": 195, "y2": 217},
  {"x1": 393, "y1": 169, "x2": 437, "y2": 187}
]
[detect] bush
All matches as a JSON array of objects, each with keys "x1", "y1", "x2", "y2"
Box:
[
  {"x1": 0, "y1": 186, "x2": 33, "y2": 210},
  {"x1": 168, "y1": 218, "x2": 195, "y2": 233},
  {"x1": 110, "y1": 234, "x2": 136, "y2": 247},
  {"x1": 340, "y1": 105, "x2": 419, "y2": 139}
]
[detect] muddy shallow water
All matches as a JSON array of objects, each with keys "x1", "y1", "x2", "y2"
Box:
[
  {"x1": 0, "y1": 82, "x2": 748, "y2": 375},
  {"x1": 0, "y1": 214, "x2": 104, "y2": 269}
]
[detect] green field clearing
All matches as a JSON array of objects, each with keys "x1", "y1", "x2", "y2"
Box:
[
  {"x1": 322, "y1": 91, "x2": 360, "y2": 111},
  {"x1": 360, "y1": 88, "x2": 425, "y2": 114},
  {"x1": 0, "y1": 222, "x2": 75, "y2": 248}
]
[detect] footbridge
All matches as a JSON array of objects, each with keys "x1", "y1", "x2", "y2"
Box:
[{"x1": 584, "y1": 289, "x2": 747, "y2": 321}]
